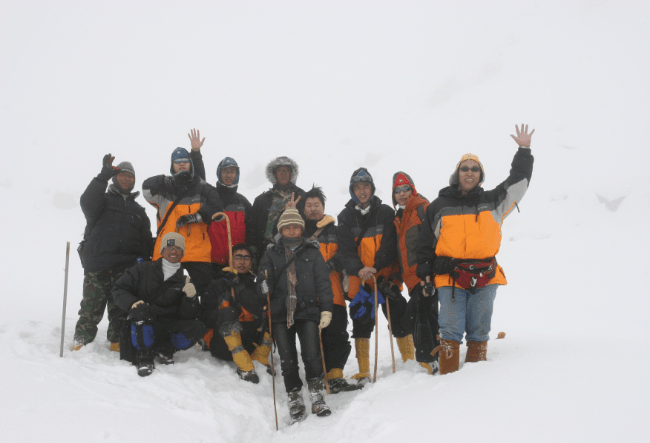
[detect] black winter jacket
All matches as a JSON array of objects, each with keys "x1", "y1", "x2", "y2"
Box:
[
  {"x1": 201, "y1": 272, "x2": 265, "y2": 327},
  {"x1": 337, "y1": 196, "x2": 398, "y2": 276},
  {"x1": 112, "y1": 259, "x2": 201, "y2": 320},
  {"x1": 258, "y1": 239, "x2": 334, "y2": 323},
  {"x1": 80, "y1": 177, "x2": 152, "y2": 273}
]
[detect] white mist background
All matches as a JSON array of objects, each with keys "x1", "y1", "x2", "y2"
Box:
[{"x1": 1, "y1": 1, "x2": 648, "y2": 442}]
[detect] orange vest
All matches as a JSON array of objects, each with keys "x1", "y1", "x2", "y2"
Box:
[{"x1": 394, "y1": 195, "x2": 429, "y2": 292}]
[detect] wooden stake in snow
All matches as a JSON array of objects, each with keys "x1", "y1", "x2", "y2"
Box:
[
  {"x1": 373, "y1": 276, "x2": 379, "y2": 383},
  {"x1": 264, "y1": 271, "x2": 279, "y2": 431},
  {"x1": 385, "y1": 297, "x2": 396, "y2": 374},
  {"x1": 59, "y1": 242, "x2": 70, "y2": 357}
]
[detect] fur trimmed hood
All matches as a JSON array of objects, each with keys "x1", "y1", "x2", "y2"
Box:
[{"x1": 265, "y1": 156, "x2": 299, "y2": 185}]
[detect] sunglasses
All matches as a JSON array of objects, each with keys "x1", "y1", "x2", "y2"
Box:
[
  {"x1": 233, "y1": 254, "x2": 252, "y2": 262},
  {"x1": 394, "y1": 185, "x2": 412, "y2": 194},
  {"x1": 164, "y1": 246, "x2": 183, "y2": 253},
  {"x1": 173, "y1": 159, "x2": 190, "y2": 164},
  {"x1": 460, "y1": 166, "x2": 481, "y2": 172}
]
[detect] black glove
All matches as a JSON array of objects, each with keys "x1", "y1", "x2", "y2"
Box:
[
  {"x1": 376, "y1": 277, "x2": 402, "y2": 301},
  {"x1": 164, "y1": 176, "x2": 174, "y2": 188},
  {"x1": 176, "y1": 213, "x2": 202, "y2": 228},
  {"x1": 433, "y1": 257, "x2": 455, "y2": 275},
  {"x1": 127, "y1": 303, "x2": 156, "y2": 324},
  {"x1": 98, "y1": 154, "x2": 119, "y2": 181},
  {"x1": 223, "y1": 271, "x2": 240, "y2": 288},
  {"x1": 423, "y1": 281, "x2": 435, "y2": 297}
]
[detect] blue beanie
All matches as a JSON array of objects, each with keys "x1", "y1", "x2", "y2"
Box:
[
  {"x1": 217, "y1": 157, "x2": 240, "y2": 186},
  {"x1": 170, "y1": 148, "x2": 194, "y2": 176},
  {"x1": 349, "y1": 167, "x2": 375, "y2": 203}
]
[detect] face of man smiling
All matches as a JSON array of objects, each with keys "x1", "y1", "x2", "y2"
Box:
[
  {"x1": 161, "y1": 246, "x2": 184, "y2": 263},
  {"x1": 458, "y1": 159, "x2": 481, "y2": 194}
]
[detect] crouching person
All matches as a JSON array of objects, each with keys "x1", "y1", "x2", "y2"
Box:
[
  {"x1": 112, "y1": 233, "x2": 207, "y2": 377},
  {"x1": 201, "y1": 244, "x2": 270, "y2": 383},
  {"x1": 258, "y1": 208, "x2": 334, "y2": 424}
]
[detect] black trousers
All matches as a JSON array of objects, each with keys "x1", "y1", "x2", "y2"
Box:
[
  {"x1": 404, "y1": 287, "x2": 440, "y2": 363},
  {"x1": 273, "y1": 318, "x2": 323, "y2": 393},
  {"x1": 320, "y1": 304, "x2": 352, "y2": 372}
]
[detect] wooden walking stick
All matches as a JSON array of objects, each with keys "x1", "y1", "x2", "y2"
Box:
[
  {"x1": 59, "y1": 242, "x2": 70, "y2": 357},
  {"x1": 373, "y1": 277, "x2": 379, "y2": 383},
  {"x1": 318, "y1": 327, "x2": 330, "y2": 395},
  {"x1": 264, "y1": 270, "x2": 279, "y2": 431},
  {"x1": 385, "y1": 297, "x2": 396, "y2": 374},
  {"x1": 212, "y1": 212, "x2": 237, "y2": 301}
]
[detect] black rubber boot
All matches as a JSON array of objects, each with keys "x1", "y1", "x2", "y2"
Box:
[{"x1": 288, "y1": 388, "x2": 307, "y2": 424}]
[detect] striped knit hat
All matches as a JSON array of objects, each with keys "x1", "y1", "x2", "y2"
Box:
[
  {"x1": 277, "y1": 208, "x2": 305, "y2": 232},
  {"x1": 160, "y1": 232, "x2": 186, "y2": 254}
]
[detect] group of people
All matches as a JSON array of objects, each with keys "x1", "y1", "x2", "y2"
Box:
[{"x1": 72, "y1": 124, "x2": 535, "y2": 423}]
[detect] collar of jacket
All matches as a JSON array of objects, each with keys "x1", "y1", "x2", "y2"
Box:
[
  {"x1": 216, "y1": 181, "x2": 238, "y2": 194},
  {"x1": 108, "y1": 184, "x2": 139, "y2": 200},
  {"x1": 345, "y1": 195, "x2": 382, "y2": 212},
  {"x1": 439, "y1": 185, "x2": 483, "y2": 200}
]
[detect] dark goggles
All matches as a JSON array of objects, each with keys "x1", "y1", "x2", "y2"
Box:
[
  {"x1": 459, "y1": 166, "x2": 481, "y2": 172},
  {"x1": 173, "y1": 158, "x2": 190, "y2": 164},
  {"x1": 394, "y1": 185, "x2": 412, "y2": 194}
]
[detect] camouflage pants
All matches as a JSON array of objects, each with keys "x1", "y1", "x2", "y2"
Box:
[{"x1": 74, "y1": 268, "x2": 129, "y2": 344}]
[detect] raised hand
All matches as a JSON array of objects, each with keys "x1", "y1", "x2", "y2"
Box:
[
  {"x1": 510, "y1": 123, "x2": 535, "y2": 147},
  {"x1": 188, "y1": 128, "x2": 205, "y2": 151},
  {"x1": 99, "y1": 153, "x2": 119, "y2": 180},
  {"x1": 285, "y1": 192, "x2": 301, "y2": 209}
]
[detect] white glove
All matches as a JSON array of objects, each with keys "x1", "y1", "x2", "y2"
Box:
[
  {"x1": 182, "y1": 276, "x2": 196, "y2": 298},
  {"x1": 319, "y1": 311, "x2": 332, "y2": 329},
  {"x1": 261, "y1": 280, "x2": 270, "y2": 294}
]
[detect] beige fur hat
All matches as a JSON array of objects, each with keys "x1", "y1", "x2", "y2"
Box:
[{"x1": 160, "y1": 232, "x2": 185, "y2": 253}]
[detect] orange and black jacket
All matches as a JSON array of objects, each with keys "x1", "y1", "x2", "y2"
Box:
[
  {"x1": 143, "y1": 174, "x2": 222, "y2": 264},
  {"x1": 304, "y1": 218, "x2": 345, "y2": 307},
  {"x1": 338, "y1": 196, "x2": 400, "y2": 296},
  {"x1": 394, "y1": 194, "x2": 429, "y2": 293},
  {"x1": 416, "y1": 147, "x2": 534, "y2": 288}
]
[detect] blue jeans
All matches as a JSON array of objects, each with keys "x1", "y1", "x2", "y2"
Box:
[{"x1": 437, "y1": 284, "x2": 498, "y2": 344}]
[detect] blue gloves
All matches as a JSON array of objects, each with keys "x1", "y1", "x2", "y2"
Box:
[{"x1": 349, "y1": 285, "x2": 385, "y2": 324}]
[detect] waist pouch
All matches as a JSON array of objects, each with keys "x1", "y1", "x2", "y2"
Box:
[{"x1": 450, "y1": 257, "x2": 497, "y2": 293}]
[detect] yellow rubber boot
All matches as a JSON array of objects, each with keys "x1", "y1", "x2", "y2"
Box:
[
  {"x1": 109, "y1": 342, "x2": 120, "y2": 352},
  {"x1": 251, "y1": 332, "x2": 271, "y2": 366},
  {"x1": 223, "y1": 331, "x2": 255, "y2": 372},
  {"x1": 419, "y1": 362, "x2": 434, "y2": 374},
  {"x1": 328, "y1": 368, "x2": 344, "y2": 380},
  {"x1": 350, "y1": 338, "x2": 371, "y2": 381},
  {"x1": 396, "y1": 334, "x2": 415, "y2": 362}
]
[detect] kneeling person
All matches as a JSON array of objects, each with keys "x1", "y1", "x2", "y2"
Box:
[
  {"x1": 113, "y1": 233, "x2": 207, "y2": 377},
  {"x1": 201, "y1": 244, "x2": 269, "y2": 384}
]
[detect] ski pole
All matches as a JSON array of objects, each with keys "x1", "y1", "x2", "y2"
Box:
[
  {"x1": 59, "y1": 242, "x2": 70, "y2": 357},
  {"x1": 318, "y1": 326, "x2": 330, "y2": 395},
  {"x1": 264, "y1": 270, "x2": 279, "y2": 431},
  {"x1": 385, "y1": 297, "x2": 396, "y2": 374},
  {"x1": 373, "y1": 276, "x2": 379, "y2": 383}
]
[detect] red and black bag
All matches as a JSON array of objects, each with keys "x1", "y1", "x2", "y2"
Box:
[{"x1": 450, "y1": 257, "x2": 497, "y2": 293}]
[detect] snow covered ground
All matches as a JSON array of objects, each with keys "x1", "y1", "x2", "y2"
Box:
[{"x1": 1, "y1": 1, "x2": 649, "y2": 442}]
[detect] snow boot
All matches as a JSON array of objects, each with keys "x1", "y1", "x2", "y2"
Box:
[
  {"x1": 465, "y1": 340, "x2": 488, "y2": 363},
  {"x1": 135, "y1": 349, "x2": 154, "y2": 377},
  {"x1": 70, "y1": 338, "x2": 84, "y2": 351},
  {"x1": 109, "y1": 342, "x2": 120, "y2": 352},
  {"x1": 350, "y1": 338, "x2": 371, "y2": 383},
  {"x1": 418, "y1": 361, "x2": 439, "y2": 375},
  {"x1": 155, "y1": 341, "x2": 176, "y2": 365},
  {"x1": 288, "y1": 388, "x2": 307, "y2": 424},
  {"x1": 432, "y1": 338, "x2": 460, "y2": 375},
  {"x1": 237, "y1": 368, "x2": 260, "y2": 384},
  {"x1": 396, "y1": 334, "x2": 415, "y2": 362},
  {"x1": 328, "y1": 368, "x2": 363, "y2": 393},
  {"x1": 308, "y1": 378, "x2": 331, "y2": 417},
  {"x1": 223, "y1": 330, "x2": 256, "y2": 382}
]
